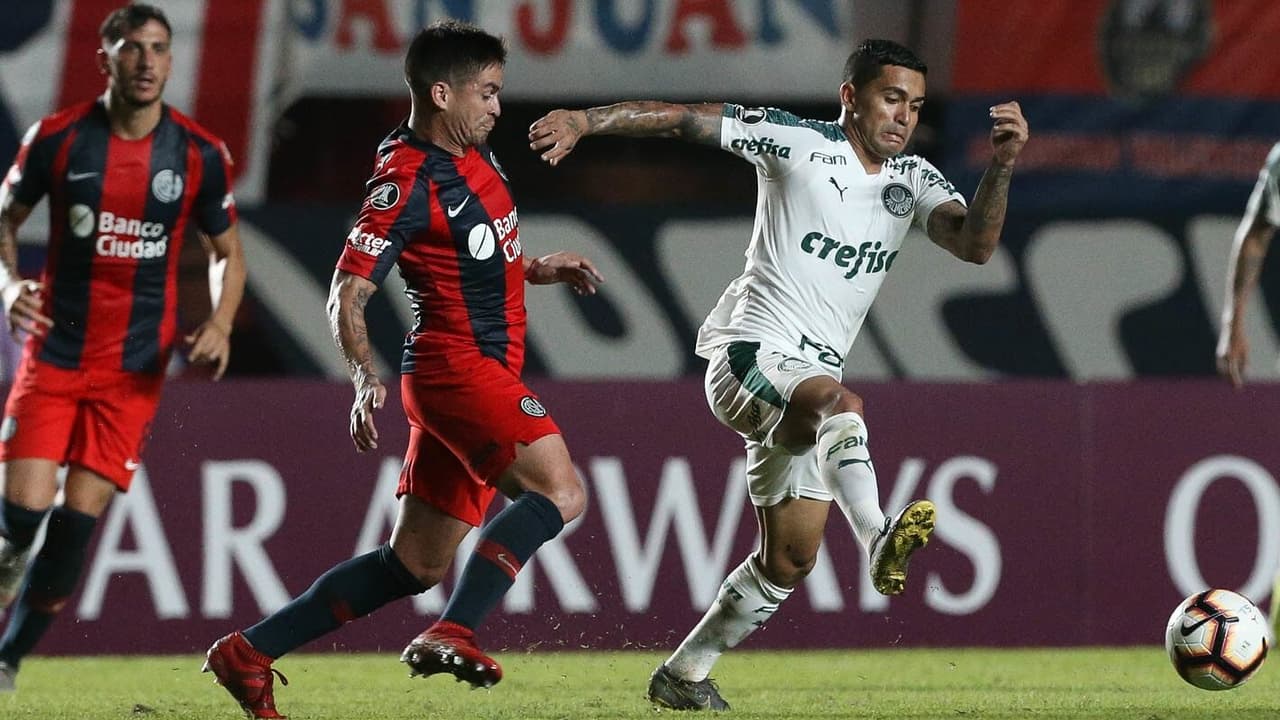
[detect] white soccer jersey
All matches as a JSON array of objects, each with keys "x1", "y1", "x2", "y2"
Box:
[
  {"x1": 694, "y1": 104, "x2": 966, "y2": 376},
  {"x1": 1248, "y1": 141, "x2": 1280, "y2": 227}
]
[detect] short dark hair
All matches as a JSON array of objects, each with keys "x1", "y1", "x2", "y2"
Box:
[
  {"x1": 404, "y1": 20, "x2": 507, "y2": 97},
  {"x1": 100, "y1": 3, "x2": 171, "y2": 43},
  {"x1": 842, "y1": 39, "x2": 927, "y2": 87}
]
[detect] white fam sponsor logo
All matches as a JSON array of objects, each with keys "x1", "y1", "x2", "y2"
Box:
[
  {"x1": 347, "y1": 227, "x2": 390, "y2": 257},
  {"x1": 95, "y1": 210, "x2": 169, "y2": 259}
]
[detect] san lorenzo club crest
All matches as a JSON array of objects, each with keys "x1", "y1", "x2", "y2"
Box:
[
  {"x1": 151, "y1": 169, "x2": 183, "y2": 203},
  {"x1": 520, "y1": 396, "x2": 547, "y2": 417},
  {"x1": 882, "y1": 183, "x2": 914, "y2": 218},
  {"x1": 489, "y1": 151, "x2": 509, "y2": 181}
]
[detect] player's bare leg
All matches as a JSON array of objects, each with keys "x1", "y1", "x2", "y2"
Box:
[
  {"x1": 402, "y1": 434, "x2": 583, "y2": 688},
  {"x1": 779, "y1": 376, "x2": 934, "y2": 595},
  {"x1": 652, "y1": 497, "x2": 827, "y2": 710}
]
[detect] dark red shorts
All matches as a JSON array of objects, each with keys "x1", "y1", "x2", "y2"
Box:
[
  {"x1": 0, "y1": 358, "x2": 164, "y2": 490},
  {"x1": 398, "y1": 360, "x2": 560, "y2": 526}
]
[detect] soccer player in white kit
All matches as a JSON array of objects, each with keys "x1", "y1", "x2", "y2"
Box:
[
  {"x1": 530, "y1": 39, "x2": 1029, "y2": 710},
  {"x1": 1216, "y1": 140, "x2": 1280, "y2": 639}
]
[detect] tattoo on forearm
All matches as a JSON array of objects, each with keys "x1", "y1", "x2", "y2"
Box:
[
  {"x1": 586, "y1": 102, "x2": 720, "y2": 145},
  {"x1": 331, "y1": 282, "x2": 378, "y2": 381},
  {"x1": 0, "y1": 213, "x2": 20, "y2": 280},
  {"x1": 969, "y1": 165, "x2": 1012, "y2": 235},
  {"x1": 677, "y1": 106, "x2": 721, "y2": 146}
]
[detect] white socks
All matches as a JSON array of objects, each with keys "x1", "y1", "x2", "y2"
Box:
[
  {"x1": 664, "y1": 554, "x2": 792, "y2": 681},
  {"x1": 816, "y1": 412, "x2": 886, "y2": 552}
]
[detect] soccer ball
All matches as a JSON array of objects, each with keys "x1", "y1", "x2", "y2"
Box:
[{"x1": 1165, "y1": 589, "x2": 1269, "y2": 690}]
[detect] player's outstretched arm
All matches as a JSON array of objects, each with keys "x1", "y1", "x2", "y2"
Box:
[
  {"x1": 528, "y1": 102, "x2": 725, "y2": 166},
  {"x1": 927, "y1": 101, "x2": 1029, "y2": 264},
  {"x1": 1217, "y1": 202, "x2": 1277, "y2": 388},
  {"x1": 0, "y1": 193, "x2": 52, "y2": 338},
  {"x1": 328, "y1": 269, "x2": 385, "y2": 452},
  {"x1": 524, "y1": 251, "x2": 605, "y2": 295},
  {"x1": 185, "y1": 227, "x2": 246, "y2": 380}
]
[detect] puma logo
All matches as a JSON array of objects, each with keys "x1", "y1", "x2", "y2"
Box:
[{"x1": 829, "y1": 177, "x2": 847, "y2": 201}]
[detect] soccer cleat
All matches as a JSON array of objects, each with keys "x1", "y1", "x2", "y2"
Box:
[
  {"x1": 869, "y1": 499, "x2": 936, "y2": 596},
  {"x1": 647, "y1": 664, "x2": 730, "y2": 711},
  {"x1": 0, "y1": 538, "x2": 31, "y2": 610},
  {"x1": 0, "y1": 661, "x2": 15, "y2": 692},
  {"x1": 203, "y1": 632, "x2": 289, "y2": 719},
  {"x1": 400, "y1": 620, "x2": 502, "y2": 689}
]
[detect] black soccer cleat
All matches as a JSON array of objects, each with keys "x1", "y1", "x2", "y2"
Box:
[{"x1": 647, "y1": 664, "x2": 730, "y2": 711}]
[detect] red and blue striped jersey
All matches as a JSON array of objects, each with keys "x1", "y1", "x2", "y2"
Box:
[
  {"x1": 1, "y1": 99, "x2": 237, "y2": 374},
  {"x1": 336, "y1": 126, "x2": 526, "y2": 376}
]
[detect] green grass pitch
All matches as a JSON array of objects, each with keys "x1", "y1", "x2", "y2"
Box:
[{"x1": 0, "y1": 647, "x2": 1276, "y2": 719}]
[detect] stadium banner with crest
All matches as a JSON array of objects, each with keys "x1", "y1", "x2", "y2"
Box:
[
  {"x1": 0, "y1": 0, "x2": 855, "y2": 205},
  {"x1": 944, "y1": 0, "x2": 1280, "y2": 216},
  {"x1": 29, "y1": 378, "x2": 1280, "y2": 654}
]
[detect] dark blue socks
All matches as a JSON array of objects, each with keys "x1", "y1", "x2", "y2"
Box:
[
  {"x1": 0, "y1": 499, "x2": 47, "y2": 550},
  {"x1": 440, "y1": 491, "x2": 564, "y2": 631},
  {"x1": 0, "y1": 506, "x2": 97, "y2": 667},
  {"x1": 243, "y1": 543, "x2": 426, "y2": 658}
]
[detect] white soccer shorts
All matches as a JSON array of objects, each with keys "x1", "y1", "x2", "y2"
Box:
[{"x1": 703, "y1": 341, "x2": 836, "y2": 508}]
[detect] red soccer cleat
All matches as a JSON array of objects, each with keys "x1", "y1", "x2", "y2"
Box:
[
  {"x1": 400, "y1": 620, "x2": 503, "y2": 688},
  {"x1": 203, "y1": 632, "x2": 289, "y2": 719}
]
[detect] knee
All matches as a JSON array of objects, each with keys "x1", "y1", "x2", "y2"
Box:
[
  {"x1": 390, "y1": 548, "x2": 449, "y2": 590},
  {"x1": 758, "y1": 548, "x2": 817, "y2": 589},
  {"x1": 824, "y1": 388, "x2": 864, "y2": 418},
  {"x1": 543, "y1": 474, "x2": 586, "y2": 524}
]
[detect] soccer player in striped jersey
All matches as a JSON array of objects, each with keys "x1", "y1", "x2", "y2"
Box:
[
  {"x1": 0, "y1": 3, "x2": 245, "y2": 692},
  {"x1": 204, "y1": 21, "x2": 603, "y2": 719},
  {"x1": 531, "y1": 39, "x2": 1028, "y2": 710},
  {"x1": 1216, "y1": 140, "x2": 1280, "y2": 640}
]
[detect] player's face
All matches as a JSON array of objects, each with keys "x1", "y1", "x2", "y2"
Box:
[
  {"x1": 844, "y1": 65, "x2": 926, "y2": 161},
  {"x1": 447, "y1": 63, "x2": 504, "y2": 147},
  {"x1": 99, "y1": 19, "x2": 172, "y2": 108}
]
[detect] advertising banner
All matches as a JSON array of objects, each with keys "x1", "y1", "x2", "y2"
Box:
[
  {"x1": 0, "y1": 0, "x2": 854, "y2": 204},
  {"x1": 23, "y1": 378, "x2": 1280, "y2": 655},
  {"x1": 945, "y1": 0, "x2": 1280, "y2": 216}
]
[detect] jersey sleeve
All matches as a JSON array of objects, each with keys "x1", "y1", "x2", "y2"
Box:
[
  {"x1": 1, "y1": 120, "x2": 55, "y2": 208},
  {"x1": 193, "y1": 139, "x2": 238, "y2": 236},
  {"x1": 911, "y1": 156, "x2": 966, "y2": 231},
  {"x1": 335, "y1": 164, "x2": 428, "y2": 286},
  {"x1": 719, "y1": 104, "x2": 834, "y2": 179}
]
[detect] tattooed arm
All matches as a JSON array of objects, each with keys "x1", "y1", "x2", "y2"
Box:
[
  {"x1": 927, "y1": 101, "x2": 1029, "y2": 264},
  {"x1": 328, "y1": 269, "x2": 385, "y2": 452},
  {"x1": 1217, "y1": 195, "x2": 1277, "y2": 388},
  {"x1": 527, "y1": 102, "x2": 725, "y2": 166}
]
